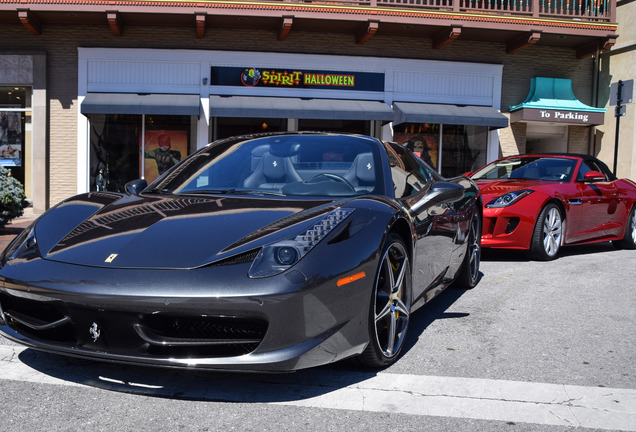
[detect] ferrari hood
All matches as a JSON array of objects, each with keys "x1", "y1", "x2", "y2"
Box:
[
  {"x1": 34, "y1": 192, "x2": 339, "y2": 269},
  {"x1": 475, "y1": 179, "x2": 543, "y2": 203}
]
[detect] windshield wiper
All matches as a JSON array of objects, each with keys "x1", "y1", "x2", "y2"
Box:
[
  {"x1": 178, "y1": 188, "x2": 286, "y2": 197},
  {"x1": 180, "y1": 188, "x2": 238, "y2": 195},
  {"x1": 240, "y1": 189, "x2": 285, "y2": 196},
  {"x1": 183, "y1": 188, "x2": 285, "y2": 197},
  {"x1": 146, "y1": 187, "x2": 172, "y2": 194}
]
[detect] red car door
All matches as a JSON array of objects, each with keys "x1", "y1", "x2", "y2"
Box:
[{"x1": 569, "y1": 161, "x2": 625, "y2": 243}]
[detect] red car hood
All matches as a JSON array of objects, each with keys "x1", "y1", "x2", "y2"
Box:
[{"x1": 474, "y1": 179, "x2": 544, "y2": 203}]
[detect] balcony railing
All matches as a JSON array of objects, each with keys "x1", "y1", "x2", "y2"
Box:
[{"x1": 289, "y1": 0, "x2": 615, "y2": 23}]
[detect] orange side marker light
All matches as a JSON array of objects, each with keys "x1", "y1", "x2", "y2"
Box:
[{"x1": 337, "y1": 271, "x2": 366, "y2": 287}]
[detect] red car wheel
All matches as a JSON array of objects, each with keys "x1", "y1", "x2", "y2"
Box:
[{"x1": 530, "y1": 203, "x2": 563, "y2": 261}]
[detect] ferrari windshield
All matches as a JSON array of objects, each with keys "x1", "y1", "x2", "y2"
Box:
[
  {"x1": 148, "y1": 133, "x2": 384, "y2": 197},
  {"x1": 471, "y1": 156, "x2": 578, "y2": 182}
]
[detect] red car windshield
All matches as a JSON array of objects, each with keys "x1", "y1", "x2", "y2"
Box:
[{"x1": 472, "y1": 157, "x2": 578, "y2": 182}]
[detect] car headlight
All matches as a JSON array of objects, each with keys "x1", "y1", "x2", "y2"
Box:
[
  {"x1": 486, "y1": 190, "x2": 534, "y2": 208},
  {"x1": 248, "y1": 208, "x2": 355, "y2": 278},
  {"x1": 1, "y1": 225, "x2": 40, "y2": 264}
]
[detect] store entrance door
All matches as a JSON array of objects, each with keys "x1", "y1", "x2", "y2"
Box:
[
  {"x1": 88, "y1": 113, "x2": 194, "y2": 192},
  {"x1": 1, "y1": 87, "x2": 31, "y2": 199}
]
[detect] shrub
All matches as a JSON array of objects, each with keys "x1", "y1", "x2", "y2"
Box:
[{"x1": 0, "y1": 166, "x2": 27, "y2": 228}]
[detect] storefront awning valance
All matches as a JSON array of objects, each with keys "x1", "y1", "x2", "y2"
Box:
[
  {"x1": 209, "y1": 96, "x2": 394, "y2": 121},
  {"x1": 393, "y1": 102, "x2": 509, "y2": 129},
  {"x1": 509, "y1": 77, "x2": 605, "y2": 125},
  {"x1": 81, "y1": 93, "x2": 200, "y2": 116}
]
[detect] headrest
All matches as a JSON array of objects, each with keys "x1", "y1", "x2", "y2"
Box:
[
  {"x1": 354, "y1": 153, "x2": 375, "y2": 183},
  {"x1": 262, "y1": 152, "x2": 288, "y2": 180},
  {"x1": 251, "y1": 145, "x2": 270, "y2": 158},
  {"x1": 251, "y1": 145, "x2": 270, "y2": 170}
]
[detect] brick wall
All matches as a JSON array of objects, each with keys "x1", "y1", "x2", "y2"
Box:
[
  {"x1": 499, "y1": 120, "x2": 527, "y2": 157},
  {"x1": 48, "y1": 34, "x2": 80, "y2": 207},
  {"x1": 567, "y1": 126, "x2": 591, "y2": 154}
]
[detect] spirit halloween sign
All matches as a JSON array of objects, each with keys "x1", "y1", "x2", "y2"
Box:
[{"x1": 211, "y1": 67, "x2": 384, "y2": 92}]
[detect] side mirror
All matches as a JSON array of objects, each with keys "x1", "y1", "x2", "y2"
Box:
[
  {"x1": 125, "y1": 179, "x2": 148, "y2": 195},
  {"x1": 429, "y1": 182, "x2": 465, "y2": 204},
  {"x1": 583, "y1": 171, "x2": 605, "y2": 182},
  {"x1": 410, "y1": 182, "x2": 465, "y2": 214}
]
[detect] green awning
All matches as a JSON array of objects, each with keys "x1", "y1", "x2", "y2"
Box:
[
  {"x1": 509, "y1": 77, "x2": 605, "y2": 125},
  {"x1": 510, "y1": 77, "x2": 605, "y2": 112}
]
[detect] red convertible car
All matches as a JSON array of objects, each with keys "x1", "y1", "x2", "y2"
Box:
[{"x1": 469, "y1": 154, "x2": 636, "y2": 260}]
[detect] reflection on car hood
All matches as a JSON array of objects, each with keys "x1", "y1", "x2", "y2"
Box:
[
  {"x1": 474, "y1": 179, "x2": 545, "y2": 201},
  {"x1": 34, "y1": 192, "x2": 338, "y2": 269}
]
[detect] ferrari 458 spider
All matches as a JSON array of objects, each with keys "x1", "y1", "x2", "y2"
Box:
[
  {"x1": 470, "y1": 153, "x2": 636, "y2": 260},
  {"x1": 0, "y1": 132, "x2": 482, "y2": 371}
]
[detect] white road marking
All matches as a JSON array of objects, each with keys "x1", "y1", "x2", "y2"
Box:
[{"x1": 1, "y1": 344, "x2": 635, "y2": 430}]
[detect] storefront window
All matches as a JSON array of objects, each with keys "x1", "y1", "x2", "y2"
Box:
[
  {"x1": 89, "y1": 114, "x2": 193, "y2": 192},
  {"x1": 0, "y1": 86, "x2": 30, "y2": 185},
  {"x1": 393, "y1": 123, "x2": 487, "y2": 177},
  {"x1": 215, "y1": 117, "x2": 286, "y2": 140},
  {"x1": 440, "y1": 125, "x2": 488, "y2": 177},
  {"x1": 393, "y1": 123, "x2": 440, "y2": 169},
  {"x1": 298, "y1": 119, "x2": 370, "y2": 135},
  {"x1": 214, "y1": 117, "x2": 371, "y2": 140}
]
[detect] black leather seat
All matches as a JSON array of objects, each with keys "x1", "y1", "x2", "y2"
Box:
[
  {"x1": 243, "y1": 152, "x2": 302, "y2": 190},
  {"x1": 344, "y1": 152, "x2": 376, "y2": 193}
]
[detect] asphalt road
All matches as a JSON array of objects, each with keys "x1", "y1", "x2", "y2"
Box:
[{"x1": 1, "y1": 241, "x2": 635, "y2": 431}]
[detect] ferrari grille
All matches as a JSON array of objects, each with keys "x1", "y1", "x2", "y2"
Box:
[
  {"x1": 0, "y1": 293, "x2": 268, "y2": 358},
  {"x1": 137, "y1": 314, "x2": 268, "y2": 357},
  {"x1": 0, "y1": 293, "x2": 74, "y2": 342},
  {"x1": 1, "y1": 293, "x2": 66, "y2": 324}
]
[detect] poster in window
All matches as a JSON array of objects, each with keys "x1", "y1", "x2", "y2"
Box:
[
  {"x1": 0, "y1": 111, "x2": 22, "y2": 167},
  {"x1": 393, "y1": 123, "x2": 438, "y2": 169},
  {"x1": 141, "y1": 130, "x2": 188, "y2": 183}
]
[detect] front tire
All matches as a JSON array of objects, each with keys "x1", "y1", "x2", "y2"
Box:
[
  {"x1": 612, "y1": 205, "x2": 636, "y2": 249},
  {"x1": 357, "y1": 233, "x2": 411, "y2": 368},
  {"x1": 530, "y1": 203, "x2": 563, "y2": 261}
]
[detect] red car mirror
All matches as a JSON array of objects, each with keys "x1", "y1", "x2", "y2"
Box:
[{"x1": 583, "y1": 171, "x2": 606, "y2": 181}]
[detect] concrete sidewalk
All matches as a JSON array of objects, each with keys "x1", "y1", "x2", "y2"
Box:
[{"x1": 0, "y1": 208, "x2": 38, "y2": 252}]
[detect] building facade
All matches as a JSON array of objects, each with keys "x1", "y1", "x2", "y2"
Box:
[
  {"x1": 0, "y1": 0, "x2": 619, "y2": 213},
  {"x1": 597, "y1": 0, "x2": 636, "y2": 180}
]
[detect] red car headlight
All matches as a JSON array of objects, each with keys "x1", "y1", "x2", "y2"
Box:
[{"x1": 486, "y1": 190, "x2": 534, "y2": 208}]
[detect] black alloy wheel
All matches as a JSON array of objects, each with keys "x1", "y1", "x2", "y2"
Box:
[
  {"x1": 453, "y1": 211, "x2": 481, "y2": 289},
  {"x1": 357, "y1": 233, "x2": 412, "y2": 368}
]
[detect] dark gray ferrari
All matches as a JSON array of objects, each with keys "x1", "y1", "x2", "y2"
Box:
[{"x1": 0, "y1": 132, "x2": 481, "y2": 371}]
